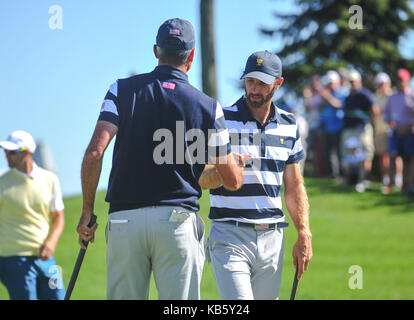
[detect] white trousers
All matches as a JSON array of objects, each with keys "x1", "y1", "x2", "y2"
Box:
[
  {"x1": 106, "y1": 206, "x2": 205, "y2": 300},
  {"x1": 208, "y1": 221, "x2": 285, "y2": 300}
]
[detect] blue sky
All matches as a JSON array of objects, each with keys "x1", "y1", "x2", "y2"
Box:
[
  {"x1": 0, "y1": 0, "x2": 294, "y2": 196},
  {"x1": 0, "y1": 1, "x2": 413, "y2": 196}
]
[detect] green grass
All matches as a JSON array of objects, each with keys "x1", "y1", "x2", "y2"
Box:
[{"x1": 1, "y1": 177, "x2": 413, "y2": 300}]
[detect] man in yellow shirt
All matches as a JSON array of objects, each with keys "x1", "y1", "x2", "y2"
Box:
[{"x1": 0, "y1": 130, "x2": 65, "y2": 300}]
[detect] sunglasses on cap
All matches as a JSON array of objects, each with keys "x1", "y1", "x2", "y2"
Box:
[{"x1": 5, "y1": 148, "x2": 28, "y2": 155}]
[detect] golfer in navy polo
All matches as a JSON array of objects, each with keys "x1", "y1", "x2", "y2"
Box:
[
  {"x1": 76, "y1": 18, "x2": 244, "y2": 300},
  {"x1": 200, "y1": 51, "x2": 313, "y2": 300}
]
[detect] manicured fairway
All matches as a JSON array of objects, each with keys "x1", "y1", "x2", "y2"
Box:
[{"x1": 1, "y1": 177, "x2": 413, "y2": 300}]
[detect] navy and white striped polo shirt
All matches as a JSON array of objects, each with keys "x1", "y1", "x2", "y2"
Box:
[
  {"x1": 99, "y1": 65, "x2": 230, "y2": 213},
  {"x1": 209, "y1": 96, "x2": 304, "y2": 223}
]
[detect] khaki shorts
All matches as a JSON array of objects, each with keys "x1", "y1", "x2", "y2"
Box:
[
  {"x1": 341, "y1": 123, "x2": 375, "y2": 161},
  {"x1": 374, "y1": 131, "x2": 389, "y2": 155},
  {"x1": 373, "y1": 119, "x2": 390, "y2": 155}
]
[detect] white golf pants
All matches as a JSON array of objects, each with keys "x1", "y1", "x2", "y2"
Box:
[
  {"x1": 208, "y1": 220, "x2": 285, "y2": 300},
  {"x1": 106, "y1": 206, "x2": 205, "y2": 300}
]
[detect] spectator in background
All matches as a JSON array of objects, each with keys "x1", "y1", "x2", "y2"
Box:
[
  {"x1": 0, "y1": 130, "x2": 65, "y2": 300},
  {"x1": 342, "y1": 136, "x2": 366, "y2": 190},
  {"x1": 384, "y1": 68, "x2": 414, "y2": 195},
  {"x1": 319, "y1": 70, "x2": 345, "y2": 179},
  {"x1": 303, "y1": 75, "x2": 325, "y2": 176},
  {"x1": 337, "y1": 68, "x2": 351, "y2": 98},
  {"x1": 372, "y1": 72, "x2": 394, "y2": 194},
  {"x1": 341, "y1": 70, "x2": 375, "y2": 192},
  {"x1": 279, "y1": 98, "x2": 309, "y2": 175}
]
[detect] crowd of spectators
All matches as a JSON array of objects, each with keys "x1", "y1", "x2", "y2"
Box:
[{"x1": 298, "y1": 68, "x2": 414, "y2": 195}]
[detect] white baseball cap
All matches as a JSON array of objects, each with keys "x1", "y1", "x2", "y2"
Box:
[
  {"x1": 375, "y1": 72, "x2": 390, "y2": 85},
  {"x1": 323, "y1": 70, "x2": 340, "y2": 84},
  {"x1": 348, "y1": 70, "x2": 361, "y2": 82},
  {"x1": 0, "y1": 130, "x2": 36, "y2": 153}
]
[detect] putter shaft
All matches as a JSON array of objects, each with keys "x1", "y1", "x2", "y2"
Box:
[
  {"x1": 290, "y1": 267, "x2": 299, "y2": 300},
  {"x1": 64, "y1": 214, "x2": 97, "y2": 300}
]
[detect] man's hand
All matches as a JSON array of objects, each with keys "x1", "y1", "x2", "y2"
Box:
[
  {"x1": 76, "y1": 213, "x2": 98, "y2": 250},
  {"x1": 38, "y1": 239, "x2": 57, "y2": 261},
  {"x1": 38, "y1": 210, "x2": 64, "y2": 261},
  {"x1": 292, "y1": 230, "x2": 313, "y2": 280},
  {"x1": 231, "y1": 152, "x2": 252, "y2": 167}
]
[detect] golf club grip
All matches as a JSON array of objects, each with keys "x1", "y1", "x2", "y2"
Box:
[
  {"x1": 81, "y1": 214, "x2": 98, "y2": 247},
  {"x1": 64, "y1": 214, "x2": 97, "y2": 300},
  {"x1": 290, "y1": 267, "x2": 299, "y2": 300}
]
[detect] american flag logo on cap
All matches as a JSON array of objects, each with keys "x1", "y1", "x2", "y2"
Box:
[
  {"x1": 162, "y1": 82, "x2": 176, "y2": 90},
  {"x1": 169, "y1": 29, "x2": 180, "y2": 35}
]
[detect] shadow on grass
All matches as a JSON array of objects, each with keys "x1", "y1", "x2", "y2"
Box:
[
  {"x1": 373, "y1": 192, "x2": 414, "y2": 214},
  {"x1": 304, "y1": 176, "x2": 414, "y2": 214}
]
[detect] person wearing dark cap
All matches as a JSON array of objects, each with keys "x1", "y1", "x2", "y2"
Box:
[
  {"x1": 199, "y1": 51, "x2": 312, "y2": 300},
  {"x1": 76, "y1": 18, "x2": 244, "y2": 300},
  {"x1": 384, "y1": 68, "x2": 414, "y2": 195}
]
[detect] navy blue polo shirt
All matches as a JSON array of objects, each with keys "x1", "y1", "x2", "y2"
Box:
[
  {"x1": 343, "y1": 87, "x2": 374, "y2": 128},
  {"x1": 98, "y1": 65, "x2": 230, "y2": 213},
  {"x1": 209, "y1": 97, "x2": 305, "y2": 223}
]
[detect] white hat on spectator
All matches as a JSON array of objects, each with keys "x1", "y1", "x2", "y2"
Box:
[
  {"x1": 348, "y1": 70, "x2": 361, "y2": 82},
  {"x1": 324, "y1": 70, "x2": 340, "y2": 84},
  {"x1": 375, "y1": 72, "x2": 390, "y2": 85}
]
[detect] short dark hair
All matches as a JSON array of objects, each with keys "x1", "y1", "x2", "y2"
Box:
[{"x1": 156, "y1": 38, "x2": 192, "y2": 67}]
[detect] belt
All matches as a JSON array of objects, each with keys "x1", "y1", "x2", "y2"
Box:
[{"x1": 220, "y1": 220, "x2": 289, "y2": 231}]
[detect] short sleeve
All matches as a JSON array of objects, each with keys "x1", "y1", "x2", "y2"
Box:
[
  {"x1": 286, "y1": 128, "x2": 305, "y2": 164},
  {"x1": 207, "y1": 102, "x2": 231, "y2": 162},
  {"x1": 50, "y1": 174, "x2": 64, "y2": 212},
  {"x1": 98, "y1": 80, "x2": 120, "y2": 127}
]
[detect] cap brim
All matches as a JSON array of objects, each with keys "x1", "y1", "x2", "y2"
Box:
[
  {"x1": 0, "y1": 141, "x2": 20, "y2": 151},
  {"x1": 241, "y1": 71, "x2": 276, "y2": 85}
]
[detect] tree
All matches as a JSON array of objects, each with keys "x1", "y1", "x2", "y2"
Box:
[
  {"x1": 261, "y1": 0, "x2": 414, "y2": 94},
  {"x1": 200, "y1": 0, "x2": 218, "y2": 99}
]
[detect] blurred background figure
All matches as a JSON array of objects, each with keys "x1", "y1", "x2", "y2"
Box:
[
  {"x1": 279, "y1": 98, "x2": 309, "y2": 175},
  {"x1": 341, "y1": 70, "x2": 375, "y2": 191},
  {"x1": 384, "y1": 68, "x2": 414, "y2": 195},
  {"x1": 319, "y1": 70, "x2": 345, "y2": 179},
  {"x1": 0, "y1": 130, "x2": 65, "y2": 300},
  {"x1": 337, "y1": 68, "x2": 351, "y2": 98},
  {"x1": 372, "y1": 72, "x2": 393, "y2": 194},
  {"x1": 33, "y1": 140, "x2": 57, "y2": 173},
  {"x1": 303, "y1": 75, "x2": 325, "y2": 176},
  {"x1": 342, "y1": 136, "x2": 366, "y2": 191}
]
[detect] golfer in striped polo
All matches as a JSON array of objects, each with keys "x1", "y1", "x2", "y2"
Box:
[{"x1": 199, "y1": 51, "x2": 313, "y2": 300}]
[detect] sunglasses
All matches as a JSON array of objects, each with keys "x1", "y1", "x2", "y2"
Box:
[{"x1": 5, "y1": 148, "x2": 27, "y2": 155}]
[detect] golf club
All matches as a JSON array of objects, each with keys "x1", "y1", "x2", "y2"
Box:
[
  {"x1": 64, "y1": 214, "x2": 97, "y2": 300},
  {"x1": 290, "y1": 267, "x2": 299, "y2": 300}
]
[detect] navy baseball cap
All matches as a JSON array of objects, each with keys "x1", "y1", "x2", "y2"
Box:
[
  {"x1": 156, "y1": 18, "x2": 195, "y2": 51},
  {"x1": 240, "y1": 51, "x2": 282, "y2": 84}
]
